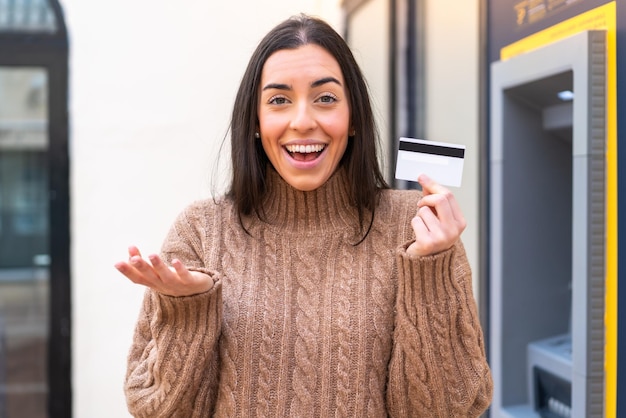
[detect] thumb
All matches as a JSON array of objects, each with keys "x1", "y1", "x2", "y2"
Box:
[{"x1": 417, "y1": 173, "x2": 435, "y2": 196}]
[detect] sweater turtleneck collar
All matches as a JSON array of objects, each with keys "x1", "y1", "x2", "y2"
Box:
[{"x1": 257, "y1": 165, "x2": 361, "y2": 233}]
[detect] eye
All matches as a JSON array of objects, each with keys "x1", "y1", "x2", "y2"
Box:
[
  {"x1": 268, "y1": 95, "x2": 289, "y2": 105},
  {"x1": 317, "y1": 93, "x2": 338, "y2": 104}
]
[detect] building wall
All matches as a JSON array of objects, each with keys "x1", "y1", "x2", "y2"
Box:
[
  {"x1": 61, "y1": 1, "x2": 342, "y2": 416},
  {"x1": 422, "y1": 0, "x2": 481, "y2": 293},
  {"x1": 347, "y1": 0, "x2": 391, "y2": 177}
]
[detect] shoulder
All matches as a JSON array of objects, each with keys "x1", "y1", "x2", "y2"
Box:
[
  {"x1": 173, "y1": 196, "x2": 236, "y2": 227},
  {"x1": 161, "y1": 196, "x2": 238, "y2": 247}
]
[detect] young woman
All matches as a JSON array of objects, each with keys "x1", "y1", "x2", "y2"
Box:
[{"x1": 115, "y1": 14, "x2": 493, "y2": 417}]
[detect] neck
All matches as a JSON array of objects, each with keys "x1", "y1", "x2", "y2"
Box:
[{"x1": 257, "y1": 166, "x2": 360, "y2": 233}]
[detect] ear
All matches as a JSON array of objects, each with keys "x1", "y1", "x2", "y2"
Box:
[{"x1": 349, "y1": 126, "x2": 356, "y2": 136}]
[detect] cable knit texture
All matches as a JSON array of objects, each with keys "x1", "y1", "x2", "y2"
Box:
[{"x1": 124, "y1": 167, "x2": 493, "y2": 417}]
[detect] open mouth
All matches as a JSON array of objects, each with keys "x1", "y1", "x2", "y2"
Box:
[{"x1": 284, "y1": 144, "x2": 326, "y2": 162}]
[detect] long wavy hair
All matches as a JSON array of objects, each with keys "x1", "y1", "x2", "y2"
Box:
[{"x1": 227, "y1": 14, "x2": 389, "y2": 242}]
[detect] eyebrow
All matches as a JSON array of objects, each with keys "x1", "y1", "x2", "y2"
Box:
[
  {"x1": 311, "y1": 77, "x2": 342, "y2": 88},
  {"x1": 262, "y1": 77, "x2": 343, "y2": 91}
]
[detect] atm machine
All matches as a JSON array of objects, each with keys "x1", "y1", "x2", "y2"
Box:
[{"x1": 489, "y1": 30, "x2": 607, "y2": 417}]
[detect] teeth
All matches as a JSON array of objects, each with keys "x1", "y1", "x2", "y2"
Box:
[{"x1": 285, "y1": 144, "x2": 325, "y2": 153}]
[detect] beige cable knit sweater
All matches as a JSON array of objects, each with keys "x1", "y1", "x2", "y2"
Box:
[{"x1": 124, "y1": 168, "x2": 493, "y2": 417}]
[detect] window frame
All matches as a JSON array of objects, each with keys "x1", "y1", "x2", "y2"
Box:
[{"x1": 0, "y1": 1, "x2": 71, "y2": 416}]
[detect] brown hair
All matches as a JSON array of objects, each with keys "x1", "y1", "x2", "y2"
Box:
[{"x1": 227, "y1": 14, "x2": 389, "y2": 242}]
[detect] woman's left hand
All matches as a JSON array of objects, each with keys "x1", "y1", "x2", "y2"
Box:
[{"x1": 406, "y1": 174, "x2": 466, "y2": 257}]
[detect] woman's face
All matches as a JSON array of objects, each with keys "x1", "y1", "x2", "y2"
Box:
[{"x1": 258, "y1": 44, "x2": 351, "y2": 191}]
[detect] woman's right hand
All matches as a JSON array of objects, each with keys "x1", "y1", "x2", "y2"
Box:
[{"x1": 114, "y1": 245, "x2": 213, "y2": 297}]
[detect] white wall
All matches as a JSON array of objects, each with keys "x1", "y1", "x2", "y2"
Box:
[{"x1": 62, "y1": 1, "x2": 342, "y2": 416}]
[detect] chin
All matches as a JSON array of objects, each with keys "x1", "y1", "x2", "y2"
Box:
[
  {"x1": 285, "y1": 176, "x2": 327, "y2": 192},
  {"x1": 289, "y1": 182, "x2": 322, "y2": 192}
]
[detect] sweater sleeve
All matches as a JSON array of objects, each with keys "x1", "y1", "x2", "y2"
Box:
[
  {"x1": 124, "y1": 203, "x2": 223, "y2": 417},
  {"x1": 386, "y1": 240, "x2": 493, "y2": 417}
]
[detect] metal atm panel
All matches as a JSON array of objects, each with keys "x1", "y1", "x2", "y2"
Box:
[{"x1": 489, "y1": 30, "x2": 606, "y2": 418}]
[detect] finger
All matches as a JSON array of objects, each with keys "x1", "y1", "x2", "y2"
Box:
[
  {"x1": 445, "y1": 192, "x2": 466, "y2": 228},
  {"x1": 148, "y1": 254, "x2": 180, "y2": 284},
  {"x1": 410, "y1": 214, "x2": 439, "y2": 256},
  {"x1": 417, "y1": 174, "x2": 452, "y2": 196},
  {"x1": 170, "y1": 259, "x2": 194, "y2": 282},
  {"x1": 418, "y1": 173, "x2": 449, "y2": 197},
  {"x1": 128, "y1": 255, "x2": 163, "y2": 285},
  {"x1": 411, "y1": 211, "x2": 430, "y2": 235},
  {"x1": 418, "y1": 193, "x2": 455, "y2": 224},
  {"x1": 128, "y1": 245, "x2": 142, "y2": 259},
  {"x1": 417, "y1": 177, "x2": 466, "y2": 229},
  {"x1": 114, "y1": 260, "x2": 154, "y2": 286},
  {"x1": 421, "y1": 191, "x2": 466, "y2": 231},
  {"x1": 416, "y1": 205, "x2": 445, "y2": 236},
  {"x1": 114, "y1": 261, "x2": 135, "y2": 277}
]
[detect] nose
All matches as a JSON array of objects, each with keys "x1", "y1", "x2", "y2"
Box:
[{"x1": 289, "y1": 101, "x2": 316, "y2": 132}]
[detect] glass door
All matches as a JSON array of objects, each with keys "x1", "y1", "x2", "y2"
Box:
[{"x1": 0, "y1": 67, "x2": 49, "y2": 418}]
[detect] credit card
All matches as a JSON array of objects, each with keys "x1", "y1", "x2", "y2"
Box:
[{"x1": 395, "y1": 137, "x2": 465, "y2": 187}]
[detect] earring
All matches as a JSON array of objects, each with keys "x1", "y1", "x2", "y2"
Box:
[
  {"x1": 349, "y1": 129, "x2": 356, "y2": 136},
  {"x1": 255, "y1": 132, "x2": 260, "y2": 138}
]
